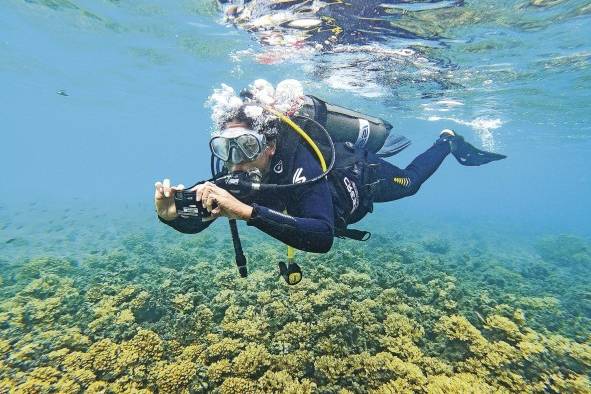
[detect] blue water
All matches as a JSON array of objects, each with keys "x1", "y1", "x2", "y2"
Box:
[
  {"x1": 1, "y1": 1, "x2": 591, "y2": 392},
  {"x1": 1, "y1": 0, "x2": 589, "y2": 240}
]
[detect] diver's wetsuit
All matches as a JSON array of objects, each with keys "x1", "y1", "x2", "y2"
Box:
[{"x1": 159, "y1": 139, "x2": 450, "y2": 252}]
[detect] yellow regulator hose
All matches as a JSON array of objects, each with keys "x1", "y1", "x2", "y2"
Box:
[{"x1": 264, "y1": 106, "x2": 329, "y2": 268}]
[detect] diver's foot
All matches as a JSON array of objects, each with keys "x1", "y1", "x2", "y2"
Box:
[
  {"x1": 436, "y1": 128, "x2": 460, "y2": 147},
  {"x1": 439, "y1": 128, "x2": 456, "y2": 138},
  {"x1": 436, "y1": 129, "x2": 464, "y2": 149}
]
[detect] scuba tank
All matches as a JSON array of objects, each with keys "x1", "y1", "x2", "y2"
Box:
[{"x1": 296, "y1": 95, "x2": 411, "y2": 157}]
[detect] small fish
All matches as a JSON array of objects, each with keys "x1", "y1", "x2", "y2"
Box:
[
  {"x1": 5, "y1": 238, "x2": 16, "y2": 244},
  {"x1": 57, "y1": 90, "x2": 69, "y2": 96}
]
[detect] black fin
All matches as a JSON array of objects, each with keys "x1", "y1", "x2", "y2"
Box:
[
  {"x1": 451, "y1": 136, "x2": 507, "y2": 166},
  {"x1": 377, "y1": 133, "x2": 412, "y2": 158}
]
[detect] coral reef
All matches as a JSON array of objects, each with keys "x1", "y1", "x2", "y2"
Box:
[
  {"x1": 535, "y1": 234, "x2": 591, "y2": 266},
  {"x1": 0, "y1": 224, "x2": 590, "y2": 393}
]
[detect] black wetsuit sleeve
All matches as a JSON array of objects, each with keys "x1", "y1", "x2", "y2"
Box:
[
  {"x1": 158, "y1": 215, "x2": 215, "y2": 234},
  {"x1": 247, "y1": 146, "x2": 334, "y2": 253}
]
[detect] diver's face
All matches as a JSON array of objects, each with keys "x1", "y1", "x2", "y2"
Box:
[{"x1": 223, "y1": 121, "x2": 275, "y2": 174}]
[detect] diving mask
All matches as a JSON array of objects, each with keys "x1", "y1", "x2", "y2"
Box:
[{"x1": 210, "y1": 127, "x2": 267, "y2": 164}]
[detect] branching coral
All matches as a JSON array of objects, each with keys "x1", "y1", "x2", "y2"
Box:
[
  {"x1": 15, "y1": 257, "x2": 76, "y2": 282},
  {"x1": 172, "y1": 293, "x2": 194, "y2": 313},
  {"x1": 258, "y1": 370, "x2": 316, "y2": 393},
  {"x1": 116, "y1": 328, "x2": 164, "y2": 378},
  {"x1": 231, "y1": 344, "x2": 271, "y2": 378},
  {"x1": 485, "y1": 314, "x2": 522, "y2": 342},
  {"x1": 314, "y1": 355, "x2": 349, "y2": 383},
  {"x1": 203, "y1": 337, "x2": 243, "y2": 364},
  {"x1": 151, "y1": 360, "x2": 197, "y2": 392},
  {"x1": 207, "y1": 359, "x2": 232, "y2": 384},
  {"x1": 435, "y1": 314, "x2": 486, "y2": 344},
  {"x1": 88, "y1": 338, "x2": 120, "y2": 377},
  {"x1": 219, "y1": 377, "x2": 257, "y2": 394},
  {"x1": 424, "y1": 372, "x2": 496, "y2": 393},
  {"x1": 0, "y1": 339, "x2": 10, "y2": 355}
]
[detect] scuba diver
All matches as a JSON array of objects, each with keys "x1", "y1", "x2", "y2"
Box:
[{"x1": 155, "y1": 79, "x2": 505, "y2": 283}]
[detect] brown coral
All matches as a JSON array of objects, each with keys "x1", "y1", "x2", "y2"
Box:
[{"x1": 152, "y1": 360, "x2": 197, "y2": 392}]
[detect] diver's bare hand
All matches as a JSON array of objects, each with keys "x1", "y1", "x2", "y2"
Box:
[
  {"x1": 194, "y1": 182, "x2": 253, "y2": 221},
  {"x1": 154, "y1": 178, "x2": 184, "y2": 221}
]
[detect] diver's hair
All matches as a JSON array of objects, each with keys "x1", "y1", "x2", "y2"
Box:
[
  {"x1": 222, "y1": 105, "x2": 256, "y2": 129},
  {"x1": 222, "y1": 105, "x2": 279, "y2": 142}
]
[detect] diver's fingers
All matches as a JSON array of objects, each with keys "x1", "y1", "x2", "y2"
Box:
[
  {"x1": 196, "y1": 182, "x2": 214, "y2": 203},
  {"x1": 198, "y1": 186, "x2": 208, "y2": 205},
  {"x1": 163, "y1": 178, "x2": 171, "y2": 198},
  {"x1": 154, "y1": 181, "x2": 163, "y2": 199},
  {"x1": 202, "y1": 210, "x2": 220, "y2": 222},
  {"x1": 194, "y1": 183, "x2": 204, "y2": 201},
  {"x1": 203, "y1": 207, "x2": 221, "y2": 222},
  {"x1": 204, "y1": 194, "x2": 217, "y2": 212}
]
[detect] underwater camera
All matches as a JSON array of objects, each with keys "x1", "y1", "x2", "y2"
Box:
[{"x1": 174, "y1": 169, "x2": 263, "y2": 219}]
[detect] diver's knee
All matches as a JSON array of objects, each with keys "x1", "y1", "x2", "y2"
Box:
[
  {"x1": 405, "y1": 184, "x2": 421, "y2": 197},
  {"x1": 407, "y1": 189, "x2": 419, "y2": 197}
]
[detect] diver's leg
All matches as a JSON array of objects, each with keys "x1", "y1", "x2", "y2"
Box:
[{"x1": 370, "y1": 140, "x2": 451, "y2": 202}]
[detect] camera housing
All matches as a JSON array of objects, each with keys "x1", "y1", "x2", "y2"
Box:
[
  {"x1": 174, "y1": 189, "x2": 212, "y2": 219},
  {"x1": 173, "y1": 169, "x2": 263, "y2": 219}
]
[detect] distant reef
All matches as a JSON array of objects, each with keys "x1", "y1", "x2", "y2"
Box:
[{"x1": 1, "y1": 228, "x2": 590, "y2": 393}]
